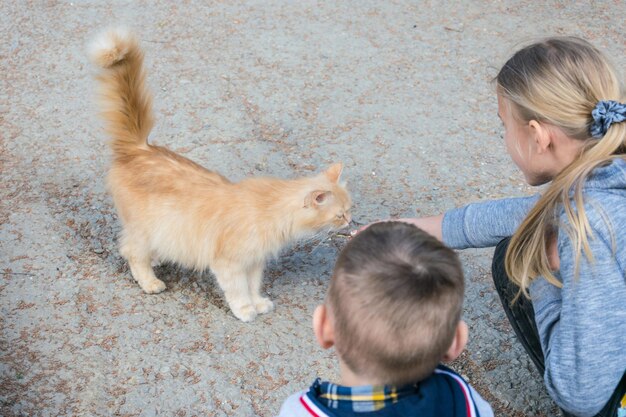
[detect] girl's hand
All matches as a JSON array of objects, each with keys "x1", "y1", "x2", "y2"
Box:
[
  {"x1": 350, "y1": 215, "x2": 444, "y2": 241},
  {"x1": 350, "y1": 220, "x2": 382, "y2": 237},
  {"x1": 547, "y1": 233, "x2": 560, "y2": 271}
]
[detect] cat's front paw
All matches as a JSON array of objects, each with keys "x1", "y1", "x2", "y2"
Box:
[
  {"x1": 254, "y1": 297, "x2": 274, "y2": 314},
  {"x1": 232, "y1": 304, "x2": 258, "y2": 322},
  {"x1": 141, "y1": 279, "x2": 167, "y2": 294}
]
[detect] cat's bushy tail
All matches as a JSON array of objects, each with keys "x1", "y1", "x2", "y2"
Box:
[{"x1": 90, "y1": 29, "x2": 153, "y2": 157}]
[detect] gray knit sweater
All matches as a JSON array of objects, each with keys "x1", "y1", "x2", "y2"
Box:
[{"x1": 442, "y1": 158, "x2": 626, "y2": 417}]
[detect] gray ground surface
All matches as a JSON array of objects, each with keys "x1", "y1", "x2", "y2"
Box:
[{"x1": 1, "y1": 1, "x2": 625, "y2": 416}]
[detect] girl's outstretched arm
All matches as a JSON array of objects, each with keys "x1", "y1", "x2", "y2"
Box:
[
  {"x1": 441, "y1": 196, "x2": 539, "y2": 249},
  {"x1": 352, "y1": 215, "x2": 443, "y2": 240},
  {"x1": 394, "y1": 215, "x2": 444, "y2": 241},
  {"x1": 354, "y1": 195, "x2": 538, "y2": 247}
]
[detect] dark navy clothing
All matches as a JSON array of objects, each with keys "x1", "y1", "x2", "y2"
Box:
[{"x1": 277, "y1": 365, "x2": 493, "y2": 417}]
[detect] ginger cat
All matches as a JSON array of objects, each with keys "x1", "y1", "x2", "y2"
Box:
[{"x1": 90, "y1": 29, "x2": 352, "y2": 322}]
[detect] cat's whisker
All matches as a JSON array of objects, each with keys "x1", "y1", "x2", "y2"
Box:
[
  {"x1": 309, "y1": 237, "x2": 328, "y2": 254},
  {"x1": 297, "y1": 229, "x2": 326, "y2": 252},
  {"x1": 302, "y1": 228, "x2": 331, "y2": 244},
  {"x1": 298, "y1": 234, "x2": 317, "y2": 246},
  {"x1": 307, "y1": 227, "x2": 340, "y2": 254},
  {"x1": 306, "y1": 233, "x2": 325, "y2": 246}
]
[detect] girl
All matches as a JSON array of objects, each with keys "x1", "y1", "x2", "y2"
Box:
[{"x1": 362, "y1": 37, "x2": 626, "y2": 417}]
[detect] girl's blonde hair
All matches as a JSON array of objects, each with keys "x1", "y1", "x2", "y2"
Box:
[{"x1": 498, "y1": 37, "x2": 626, "y2": 295}]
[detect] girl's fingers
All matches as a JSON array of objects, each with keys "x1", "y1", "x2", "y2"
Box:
[
  {"x1": 350, "y1": 221, "x2": 381, "y2": 237},
  {"x1": 349, "y1": 227, "x2": 365, "y2": 237}
]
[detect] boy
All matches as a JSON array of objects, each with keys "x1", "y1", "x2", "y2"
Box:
[{"x1": 277, "y1": 222, "x2": 493, "y2": 416}]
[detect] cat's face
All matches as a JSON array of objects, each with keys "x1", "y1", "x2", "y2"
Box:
[{"x1": 298, "y1": 163, "x2": 352, "y2": 232}]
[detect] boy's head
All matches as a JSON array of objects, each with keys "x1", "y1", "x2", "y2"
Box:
[{"x1": 314, "y1": 221, "x2": 466, "y2": 385}]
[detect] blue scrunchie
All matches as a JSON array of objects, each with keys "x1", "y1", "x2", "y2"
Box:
[{"x1": 590, "y1": 100, "x2": 626, "y2": 138}]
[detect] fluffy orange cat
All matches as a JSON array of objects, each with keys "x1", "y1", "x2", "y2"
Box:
[{"x1": 90, "y1": 29, "x2": 352, "y2": 322}]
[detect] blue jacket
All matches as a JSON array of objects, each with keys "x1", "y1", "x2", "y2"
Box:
[
  {"x1": 277, "y1": 365, "x2": 493, "y2": 417},
  {"x1": 442, "y1": 158, "x2": 626, "y2": 416}
]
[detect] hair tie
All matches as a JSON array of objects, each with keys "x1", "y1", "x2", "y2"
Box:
[{"x1": 590, "y1": 100, "x2": 626, "y2": 138}]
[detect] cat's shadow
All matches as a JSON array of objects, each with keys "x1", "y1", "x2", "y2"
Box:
[
  {"x1": 145, "y1": 235, "x2": 349, "y2": 313},
  {"x1": 150, "y1": 262, "x2": 228, "y2": 312}
]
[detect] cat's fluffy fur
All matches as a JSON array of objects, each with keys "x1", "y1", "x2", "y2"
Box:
[{"x1": 90, "y1": 29, "x2": 352, "y2": 322}]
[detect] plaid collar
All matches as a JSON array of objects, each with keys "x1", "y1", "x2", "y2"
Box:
[{"x1": 309, "y1": 378, "x2": 419, "y2": 412}]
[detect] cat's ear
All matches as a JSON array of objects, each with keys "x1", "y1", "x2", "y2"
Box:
[
  {"x1": 304, "y1": 190, "x2": 332, "y2": 208},
  {"x1": 324, "y1": 163, "x2": 343, "y2": 183}
]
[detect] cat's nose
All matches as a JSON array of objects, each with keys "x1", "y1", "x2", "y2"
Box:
[{"x1": 344, "y1": 213, "x2": 352, "y2": 224}]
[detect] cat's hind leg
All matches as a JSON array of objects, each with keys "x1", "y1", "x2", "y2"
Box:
[
  {"x1": 212, "y1": 263, "x2": 257, "y2": 322},
  {"x1": 119, "y1": 231, "x2": 166, "y2": 294},
  {"x1": 247, "y1": 263, "x2": 274, "y2": 315}
]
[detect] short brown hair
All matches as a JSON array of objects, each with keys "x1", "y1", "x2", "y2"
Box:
[{"x1": 328, "y1": 222, "x2": 464, "y2": 385}]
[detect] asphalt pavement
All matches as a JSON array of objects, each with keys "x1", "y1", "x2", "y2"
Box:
[{"x1": 2, "y1": 1, "x2": 625, "y2": 416}]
